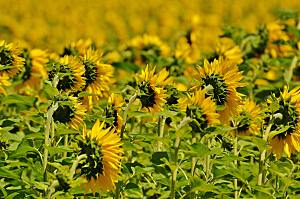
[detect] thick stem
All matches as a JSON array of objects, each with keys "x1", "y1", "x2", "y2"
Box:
[
  {"x1": 120, "y1": 93, "x2": 137, "y2": 139},
  {"x1": 170, "y1": 135, "x2": 181, "y2": 199},
  {"x1": 204, "y1": 139, "x2": 211, "y2": 182},
  {"x1": 43, "y1": 102, "x2": 58, "y2": 180},
  {"x1": 69, "y1": 154, "x2": 87, "y2": 179},
  {"x1": 234, "y1": 136, "x2": 239, "y2": 199},
  {"x1": 257, "y1": 123, "x2": 272, "y2": 185},
  {"x1": 157, "y1": 116, "x2": 166, "y2": 151},
  {"x1": 63, "y1": 135, "x2": 68, "y2": 158},
  {"x1": 191, "y1": 133, "x2": 197, "y2": 176}
]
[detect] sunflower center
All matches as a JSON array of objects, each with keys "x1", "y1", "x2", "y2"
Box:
[
  {"x1": 186, "y1": 105, "x2": 208, "y2": 132},
  {"x1": 201, "y1": 74, "x2": 228, "y2": 106},
  {"x1": 138, "y1": 81, "x2": 156, "y2": 108},
  {"x1": 0, "y1": 47, "x2": 13, "y2": 67},
  {"x1": 53, "y1": 104, "x2": 75, "y2": 124},
  {"x1": 83, "y1": 60, "x2": 97, "y2": 87},
  {"x1": 21, "y1": 49, "x2": 33, "y2": 81},
  {"x1": 78, "y1": 139, "x2": 104, "y2": 180},
  {"x1": 272, "y1": 99, "x2": 298, "y2": 139}
]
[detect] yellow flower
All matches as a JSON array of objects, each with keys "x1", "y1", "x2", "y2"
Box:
[
  {"x1": 193, "y1": 59, "x2": 245, "y2": 123},
  {"x1": 53, "y1": 96, "x2": 86, "y2": 130},
  {"x1": 16, "y1": 49, "x2": 48, "y2": 94},
  {"x1": 47, "y1": 56, "x2": 86, "y2": 93},
  {"x1": 81, "y1": 49, "x2": 114, "y2": 111},
  {"x1": 231, "y1": 100, "x2": 262, "y2": 136},
  {"x1": 80, "y1": 120, "x2": 123, "y2": 193},
  {"x1": 0, "y1": 74, "x2": 11, "y2": 94},
  {"x1": 126, "y1": 34, "x2": 170, "y2": 65},
  {"x1": 61, "y1": 39, "x2": 94, "y2": 56},
  {"x1": 105, "y1": 93, "x2": 124, "y2": 132},
  {"x1": 135, "y1": 66, "x2": 172, "y2": 113},
  {"x1": 215, "y1": 38, "x2": 243, "y2": 64},
  {"x1": 178, "y1": 89, "x2": 220, "y2": 132},
  {"x1": 0, "y1": 40, "x2": 24, "y2": 78},
  {"x1": 269, "y1": 86, "x2": 300, "y2": 158}
]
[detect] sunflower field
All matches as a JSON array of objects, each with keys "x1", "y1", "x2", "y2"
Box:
[{"x1": 2, "y1": 0, "x2": 300, "y2": 198}]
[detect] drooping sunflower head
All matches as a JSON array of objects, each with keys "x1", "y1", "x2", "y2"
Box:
[
  {"x1": 104, "y1": 93, "x2": 124, "y2": 132},
  {"x1": 47, "y1": 56, "x2": 86, "y2": 93},
  {"x1": 231, "y1": 100, "x2": 262, "y2": 136},
  {"x1": 126, "y1": 35, "x2": 170, "y2": 64},
  {"x1": 268, "y1": 86, "x2": 300, "y2": 158},
  {"x1": 61, "y1": 39, "x2": 95, "y2": 57},
  {"x1": 52, "y1": 96, "x2": 86, "y2": 130},
  {"x1": 178, "y1": 89, "x2": 220, "y2": 134},
  {"x1": 78, "y1": 120, "x2": 123, "y2": 193},
  {"x1": 81, "y1": 49, "x2": 115, "y2": 111},
  {"x1": 135, "y1": 66, "x2": 171, "y2": 113},
  {"x1": 0, "y1": 40, "x2": 24, "y2": 78},
  {"x1": 193, "y1": 59, "x2": 245, "y2": 123},
  {"x1": 16, "y1": 48, "x2": 48, "y2": 94}
]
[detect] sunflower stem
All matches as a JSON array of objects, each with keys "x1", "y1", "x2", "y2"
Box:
[
  {"x1": 170, "y1": 117, "x2": 190, "y2": 199},
  {"x1": 257, "y1": 122, "x2": 272, "y2": 185},
  {"x1": 69, "y1": 154, "x2": 87, "y2": 179},
  {"x1": 191, "y1": 132, "x2": 197, "y2": 176},
  {"x1": 63, "y1": 135, "x2": 68, "y2": 158},
  {"x1": 286, "y1": 56, "x2": 298, "y2": 83},
  {"x1": 158, "y1": 116, "x2": 166, "y2": 151},
  {"x1": 121, "y1": 93, "x2": 137, "y2": 139},
  {"x1": 43, "y1": 102, "x2": 58, "y2": 181},
  {"x1": 234, "y1": 135, "x2": 239, "y2": 199}
]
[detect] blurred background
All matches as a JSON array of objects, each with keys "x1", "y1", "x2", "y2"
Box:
[{"x1": 0, "y1": 0, "x2": 299, "y2": 52}]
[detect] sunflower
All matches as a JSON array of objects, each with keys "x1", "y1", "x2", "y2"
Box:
[
  {"x1": 178, "y1": 89, "x2": 220, "y2": 133},
  {"x1": 0, "y1": 74, "x2": 11, "y2": 94},
  {"x1": 266, "y1": 21, "x2": 293, "y2": 58},
  {"x1": 16, "y1": 49, "x2": 48, "y2": 94},
  {"x1": 79, "y1": 120, "x2": 123, "y2": 193},
  {"x1": 47, "y1": 56, "x2": 86, "y2": 93},
  {"x1": 61, "y1": 39, "x2": 94, "y2": 57},
  {"x1": 125, "y1": 34, "x2": 170, "y2": 65},
  {"x1": 193, "y1": 59, "x2": 245, "y2": 123},
  {"x1": 135, "y1": 66, "x2": 172, "y2": 113},
  {"x1": 104, "y1": 93, "x2": 124, "y2": 132},
  {"x1": 0, "y1": 40, "x2": 24, "y2": 78},
  {"x1": 80, "y1": 49, "x2": 114, "y2": 110},
  {"x1": 214, "y1": 38, "x2": 243, "y2": 64},
  {"x1": 269, "y1": 86, "x2": 300, "y2": 158},
  {"x1": 174, "y1": 30, "x2": 201, "y2": 64},
  {"x1": 231, "y1": 100, "x2": 262, "y2": 136},
  {"x1": 52, "y1": 96, "x2": 86, "y2": 130}
]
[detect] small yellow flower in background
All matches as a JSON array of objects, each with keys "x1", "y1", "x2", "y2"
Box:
[
  {"x1": 105, "y1": 93, "x2": 124, "y2": 133},
  {"x1": 269, "y1": 86, "x2": 300, "y2": 158},
  {"x1": 135, "y1": 66, "x2": 172, "y2": 113},
  {"x1": 193, "y1": 58, "x2": 245, "y2": 123},
  {"x1": 0, "y1": 40, "x2": 25, "y2": 78},
  {"x1": 215, "y1": 38, "x2": 243, "y2": 65},
  {"x1": 61, "y1": 39, "x2": 94, "y2": 57},
  {"x1": 80, "y1": 120, "x2": 123, "y2": 193}
]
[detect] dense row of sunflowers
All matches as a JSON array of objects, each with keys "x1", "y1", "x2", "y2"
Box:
[{"x1": 1, "y1": 7, "x2": 300, "y2": 199}]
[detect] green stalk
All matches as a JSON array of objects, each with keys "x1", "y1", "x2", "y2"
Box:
[
  {"x1": 120, "y1": 93, "x2": 137, "y2": 139},
  {"x1": 257, "y1": 122, "x2": 272, "y2": 185},
  {"x1": 158, "y1": 116, "x2": 166, "y2": 151},
  {"x1": 234, "y1": 135, "x2": 239, "y2": 199}
]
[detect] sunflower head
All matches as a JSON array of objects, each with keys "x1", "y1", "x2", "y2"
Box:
[
  {"x1": 78, "y1": 120, "x2": 123, "y2": 193},
  {"x1": 135, "y1": 66, "x2": 171, "y2": 113},
  {"x1": 194, "y1": 59, "x2": 245, "y2": 123},
  {"x1": 53, "y1": 96, "x2": 86, "y2": 130},
  {"x1": 0, "y1": 40, "x2": 24, "y2": 78},
  {"x1": 47, "y1": 56, "x2": 86, "y2": 93},
  {"x1": 61, "y1": 39, "x2": 95, "y2": 57},
  {"x1": 178, "y1": 90, "x2": 220, "y2": 134},
  {"x1": 268, "y1": 86, "x2": 300, "y2": 157},
  {"x1": 81, "y1": 49, "x2": 114, "y2": 110},
  {"x1": 104, "y1": 93, "x2": 124, "y2": 132},
  {"x1": 231, "y1": 100, "x2": 262, "y2": 136}
]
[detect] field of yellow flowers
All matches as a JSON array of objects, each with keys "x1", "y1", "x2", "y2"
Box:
[{"x1": 1, "y1": 0, "x2": 300, "y2": 198}]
